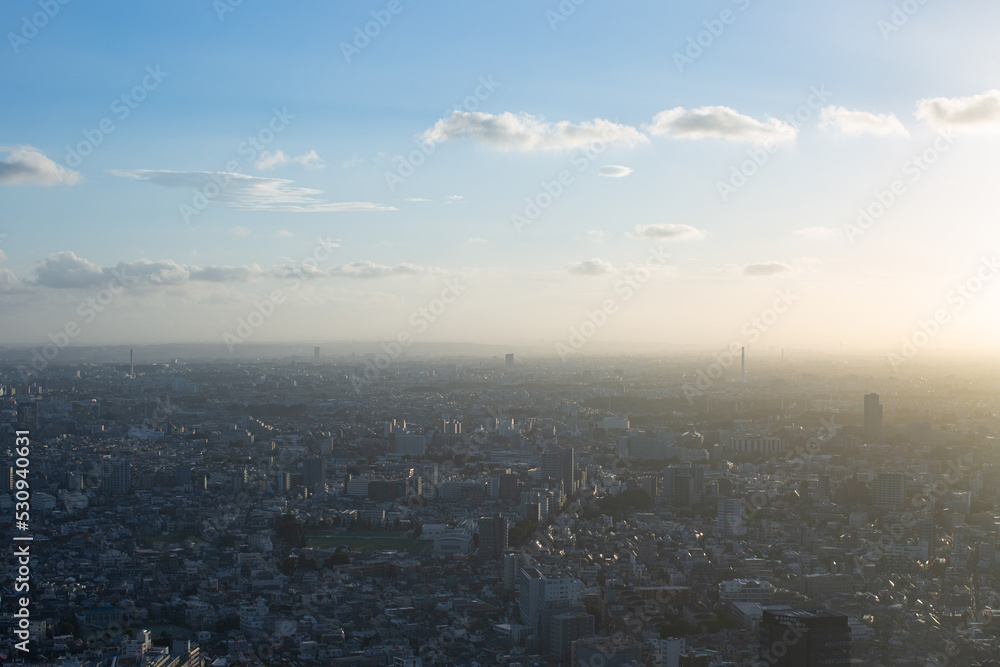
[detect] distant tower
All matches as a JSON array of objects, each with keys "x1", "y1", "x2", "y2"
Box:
[
  {"x1": 130, "y1": 349, "x2": 134, "y2": 377},
  {"x1": 314, "y1": 346, "x2": 320, "y2": 361},
  {"x1": 863, "y1": 393, "x2": 883, "y2": 441},
  {"x1": 741, "y1": 347, "x2": 746, "y2": 383},
  {"x1": 505, "y1": 353, "x2": 514, "y2": 374}
]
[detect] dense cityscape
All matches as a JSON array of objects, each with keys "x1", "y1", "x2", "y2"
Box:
[{"x1": 3, "y1": 350, "x2": 1000, "y2": 666}]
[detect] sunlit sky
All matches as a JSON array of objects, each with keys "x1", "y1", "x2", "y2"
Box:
[{"x1": 3, "y1": 0, "x2": 1000, "y2": 357}]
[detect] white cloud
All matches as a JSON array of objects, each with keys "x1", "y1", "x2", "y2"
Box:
[
  {"x1": 231, "y1": 226, "x2": 251, "y2": 237},
  {"x1": 189, "y1": 264, "x2": 266, "y2": 283},
  {"x1": 743, "y1": 261, "x2": 792, "y2": 277},
  {"x1": 328, "y1": 261, "x2": 435, "y2": 279},
  {"x1": 566, "y1": 258, "x2": 614, "y2": 276},
  {"x1": 468, "y1": 238, "x2": 487, "y2": 245},
  {"x1": 586, "y1": 231, "x2": 606, "y2": 243},
  {"x1": 20, "y1": 251, "x2": 446, "y2": 290},
  {"x1": 31, "y1": 252, "x2": 106, "y2": 288},
  {"x1": 341, "y1": 157, "x2": 364, "y2": 168},
  {"x1": 0, "y1": 268, "x2": 21, "y2": 292},
  {"x1": 293, "y1": 150, "x2": 325, "y2": 169},
  {"x1": 916, "y1": 89, "x2": 1000, "y2": 128},
  {"x1": 819, "y1": 106, "x2": 908, "y2": 137},
  {"x1": 0, "y1": 146, "x2": 80, "y2": 185},
  {"x1": 794, "y1": 226, "x2": 841, "y2": 239},
  {"x1": 446, "y1": 195, "x2": 464, "y2": 204},
  {"x1": 647, "y1": 106, "x2": 798, "y2": 144},
  {"x1": 255, "y1": 149, "x2": 325, "y2": 170},
  {"x1": 631, "y1": 224, "x2": 704, "y2": 240},
  {"x1": 405, "y1": 197, "x2": 431, "y2": 202},
  {"x1": 114, "y1": 259, "x2": 191, "y2": 285},
  {"x1": 112, "y1": 169, "x2": 395, "y2": 212},
  {"x1": 255, "y1": 150, "x2": 289, "y2": 170},
  {"x1": 276, "y1": 229, "x2": 293, "y2": 237},
  {"x1": 421, "y1": 111, "x2": 648, "y2": 152},
  {"x1": 599, "y1": 165, "x2": 633, "y2": 178}
]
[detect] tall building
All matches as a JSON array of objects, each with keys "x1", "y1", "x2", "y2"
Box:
[
  {"x1": 478, "y1": 514, "x2": 508, "y2": 561},
  {"x1": 505, "y1": 353, "x2": 514, "y2": 373},
  {"x1": 718, "y1": 498, "x2": 743, "y2": 538},
  {"x1": 872, "y1": 472, "x2": 906, "y2": 509},
  {"x1": 101, "y1": 456, "x2": 132, "y2": 495},
  {"x1": 549, "y1": 612, "x2": 594, "y2": 665},
  {"x1": 15, "y1": 403, "x2": 38, "y2": 431},
  {"x1": 422, "y1": 465, "x2": 439, "y2": 498},
  {"x1": 619, "y1": 434, "x2": 669, "y2": 460},
  {"x1": 817, "y1": 474, "x2": 831, "y2": 499},
  {"x1": 392, "y1": 433, "x2": 427, "y2": 456},
  {"x1": 759, "y1": 609, "x2": 851, "y2": 666},
  {"x1": 302, "y1": 457, "x2": 326, "y2": 490},
  {"x1": 669, "y1": 464, "x2": 703, "y2": 507},
  {"x1": 541, "y1": 448, "x2": 575, "y2": 501},
  {"x1": 517, "y1": 567, "x2": 583, "y2": 636},
  {"x1": 727, "y1": 437, "x2": 783, "y2": 455},
  {"x1": 314, "y1": 346, "x2": 320, "y2": 360},
  {"x1": 499, "y1": 472, "x2": 519, "y2": 502},
  {"x1": 863, "y1": 393, "x2": 883, "y2": 441}
]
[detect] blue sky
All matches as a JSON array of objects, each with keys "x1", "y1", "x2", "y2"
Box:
[{"x1": 3, "y1": 0, "x2": 1000, "y2": 358}]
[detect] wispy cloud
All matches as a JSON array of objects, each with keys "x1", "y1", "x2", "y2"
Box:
[
  {"x1": 19, "y1": 249, "x2": 450, "y2": 290},
  {"x1": 421, "y1": 111, "x2": 648, "y2": 152},
  {"x1": 647, "y1": 106, "x2": 797, "y2": 144},
  {"x1": 916, "y1": 89, "x2": 1000, "y2": 129},
  {"x1": 0, "y1": 146, "x2": 80, "y2": 186},
  {"x1": 743, "y1": 261, "x2": 792, "y2": 277},
  {"x1": 631, "y1": 224, "x2": 704, "y2": 240},
  {"x1": 819, "y1": 106, "x2": 908, "y2": 137},
  {"x1": 566, "y1": 258, "x2": 614, "y2": 276},
  {"x1": 255, "y1": 149, "x2": 325, "y2": 170},
  {"x1": 328, "y1": 261, "x2": 436, "y2": 279},
  {"x1": 599, "y1": 165, "x2": 633, "y2": 178},
  {"x1": 112, "y1": 169, "x2": 395, "y2": 212}
]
